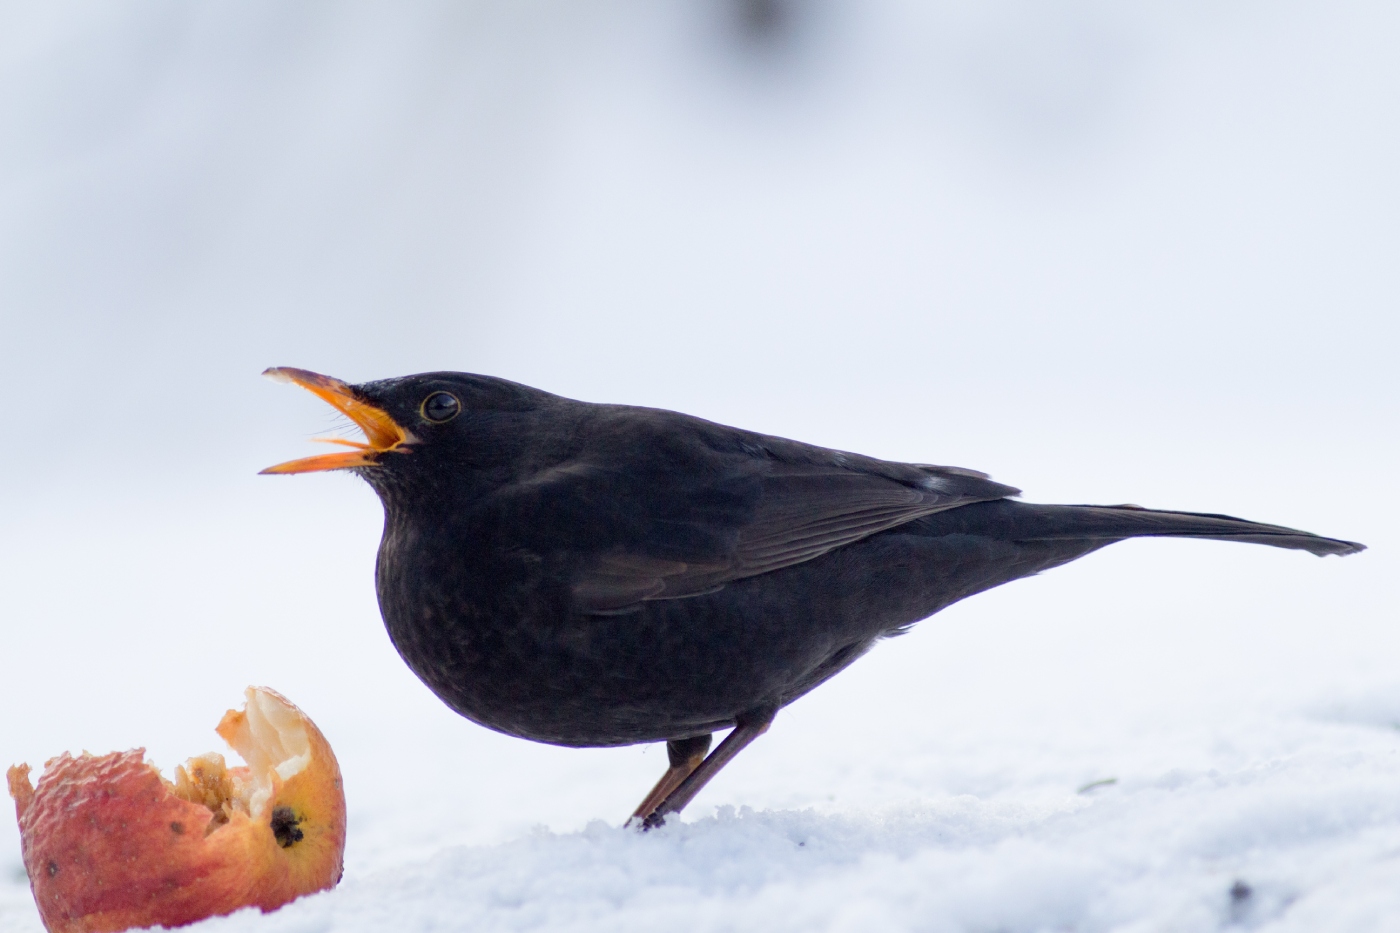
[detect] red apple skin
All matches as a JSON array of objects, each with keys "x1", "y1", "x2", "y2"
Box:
[{"x1": 7, "y1": 689, "x2": 345, "y2": 933}]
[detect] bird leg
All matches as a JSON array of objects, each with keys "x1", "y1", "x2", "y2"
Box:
[
  {"x1": 628, "y1": 734, "x2": 712, "y2": 825},
  {"x1": 640, "y1": 706, "x2": 777, "y2": 830}
]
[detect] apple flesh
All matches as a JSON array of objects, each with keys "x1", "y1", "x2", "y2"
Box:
[{"x1": 7, "y1": 687, "x2": 345, "y2": 933}]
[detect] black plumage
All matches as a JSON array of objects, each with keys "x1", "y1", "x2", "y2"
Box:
[{"x1": 263, "y1": 368, "x2": 1364, "y2": 826}]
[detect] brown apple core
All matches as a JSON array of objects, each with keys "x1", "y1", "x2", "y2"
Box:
[
  {"x1": 172, "y1": 753, "x2": 238, "y2": 832},
  {"x1": 168, "y1": 691, "x2": 313, "y2": 841}
]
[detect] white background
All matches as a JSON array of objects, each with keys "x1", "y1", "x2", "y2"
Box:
[{"x1": 1, "y1": 2, "x2": 1396, "y2": 930}]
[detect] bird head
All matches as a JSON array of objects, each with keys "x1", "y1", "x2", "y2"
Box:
[{"x1": 260, "y1": 367, "x2": 549, "y2": 485}]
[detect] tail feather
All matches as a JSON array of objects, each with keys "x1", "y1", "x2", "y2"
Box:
[{"x1": 924, "y1": 501, "x2": 1365, "y2": 558}]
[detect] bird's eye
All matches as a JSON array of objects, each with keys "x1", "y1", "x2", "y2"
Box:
[{"x1": 421, "y1": 392, "x2": 461, "y2": 423}]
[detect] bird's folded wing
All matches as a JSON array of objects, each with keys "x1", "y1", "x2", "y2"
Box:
[{"x1": 572, "y1": 462, "x2": 1017, "y2": 614}]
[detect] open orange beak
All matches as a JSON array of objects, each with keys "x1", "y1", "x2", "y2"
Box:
[{"x1": 260, "y1": 367, "x2": 413, "y2": 475}]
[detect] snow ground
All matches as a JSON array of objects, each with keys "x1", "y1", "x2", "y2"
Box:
[
  {"x1": 9, "y1": 678, "x2": 1400, "y2": 933},
  {"x1": 192, "y1": 710, "x2": 1400, "y2": 933}
]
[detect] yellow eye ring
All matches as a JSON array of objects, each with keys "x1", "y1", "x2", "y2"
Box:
[{"x1": 421, "y1": 392, "x2": 461, "y2": 423}]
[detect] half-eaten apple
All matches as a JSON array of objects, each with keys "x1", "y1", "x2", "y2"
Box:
[{"x1": 7, "y1": 687, "x2": 345, "y2": 933}]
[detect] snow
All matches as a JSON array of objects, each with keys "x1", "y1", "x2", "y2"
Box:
[
  {"x1": 2, "y1": 1, "x2": 1397, "y2": 931},
  {"x1": 19, "y1": 707, "x2": 1400, "y2": 933},
  {"x1": 191, "y1": 708, "x2": 1400, "y2": 933}
]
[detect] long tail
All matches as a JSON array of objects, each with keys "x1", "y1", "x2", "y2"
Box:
[{"x1": 926, "y1": 500, "x2": 1365, "y2": 557}]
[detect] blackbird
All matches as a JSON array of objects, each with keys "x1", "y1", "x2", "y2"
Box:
[{"x1": 262, "y1": 367, "x2": 1364, "y2": 828}]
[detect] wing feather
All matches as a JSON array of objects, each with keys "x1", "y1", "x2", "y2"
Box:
[
  {"x1": 570, "y1": 461, "x2": 1015, "y2": 614},
  {"x1": 482, "y1": 403, "x2": 1018, "y2": 615}
]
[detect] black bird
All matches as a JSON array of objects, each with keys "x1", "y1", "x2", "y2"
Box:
[{"x1": 262, "y1": 367, "x2": 1364, "y2": 827}]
